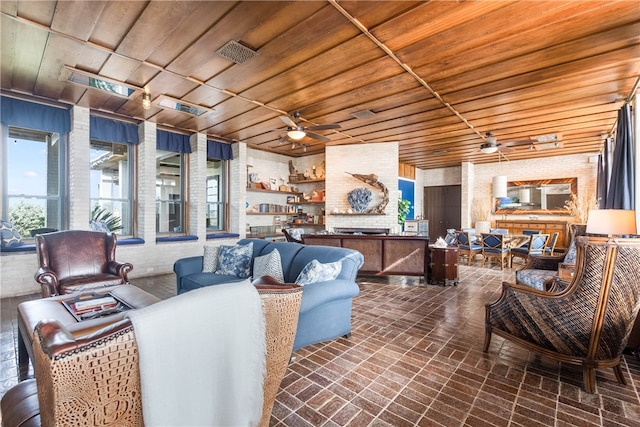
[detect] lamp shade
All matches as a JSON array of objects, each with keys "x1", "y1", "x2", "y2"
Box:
[
  {"x1": 519, "y1": 188, "x2": 530, "y2": 203},
  {"x1": 492, "y1": 175, "x2": 507, "y2": 198},
  {"x1": 586, "y1": 209, "x2": 637, "y2": 236}
]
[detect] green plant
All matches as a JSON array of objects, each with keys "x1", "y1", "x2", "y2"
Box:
[
  {"x1": 398, "y1": 198, "x2": 411, "y2": 225},
  {"x1": 91, "y1": 205, "x2": 123, "y2": 232}
]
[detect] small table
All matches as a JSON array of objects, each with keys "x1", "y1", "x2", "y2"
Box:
[
  {"x1": 430, "y1": 246, "x2": 459, "y2": 286},
  {"x1": 17, "y1": 285, "x2": 160, "y2": 380}
]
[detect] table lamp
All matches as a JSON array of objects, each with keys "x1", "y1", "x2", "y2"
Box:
[{"x1": 585, "y1": 209, "x2": 637, "y2": 236}]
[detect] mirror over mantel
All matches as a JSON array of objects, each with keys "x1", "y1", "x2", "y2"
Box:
[{"x1": 494, "y1": 178, "x2": 577, "y2": 215}]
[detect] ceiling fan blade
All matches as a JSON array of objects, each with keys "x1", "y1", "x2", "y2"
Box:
[
  {"x1": 278, "y1": 135, "x2": 290, "y2": 144},
  {"x1": 279, "y1": 115, "x2": 296, "y2": 128},
  {"x1": 501, "y1": 140, "x2": 532, "y2": 147},
  {"x1": 306, "y1": 132, "x2": 330, "y2": 142},
  {"x1": 307, "y1": 123, "x2": 341, "y2": 131}
]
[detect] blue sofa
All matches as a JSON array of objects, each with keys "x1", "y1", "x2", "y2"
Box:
[{"x1": 173, "y1": 238, "x2": 364, "y2": 350}]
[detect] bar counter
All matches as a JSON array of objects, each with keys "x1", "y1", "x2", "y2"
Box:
[{"x1": 302, "y1": 234, "x2": 430, "y2": 282}]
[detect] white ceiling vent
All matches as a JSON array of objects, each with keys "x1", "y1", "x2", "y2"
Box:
[
  {"x1": 350, "y1": 109, "x2": 376, "y2": 120},
  {"x1": 216, "y1": 40, "x2": 259, "y2": 64}
]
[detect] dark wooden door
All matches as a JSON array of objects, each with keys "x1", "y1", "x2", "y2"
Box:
[{"x1": 423, "y1": 185, "x2": 461, "y2": 240}]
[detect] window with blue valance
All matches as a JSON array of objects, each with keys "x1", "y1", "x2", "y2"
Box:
[
  {"x1": 0, "y1": 96, "x2": 70, "y2": 134},
  {"x1": 90, "y1": 116, "x2": 139, "y2": 144},
  {"x1": 207, "y1": 140, "x2": 233, "y2": 160},
  {"x1": 156, "y1": 130, "x2": 192, "y2": 153}
]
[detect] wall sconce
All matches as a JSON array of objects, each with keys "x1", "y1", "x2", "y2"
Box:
[{"x1": 142, "y1": 92, "x2": 151, "y2": 110}]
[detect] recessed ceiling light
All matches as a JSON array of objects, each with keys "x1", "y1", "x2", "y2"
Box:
[
  {"x1": 61, "y1": 66, "x2": 140, "y2": 98},
  {"x1": 155, "y1": 95, "x2": 212, "y2": 116}
]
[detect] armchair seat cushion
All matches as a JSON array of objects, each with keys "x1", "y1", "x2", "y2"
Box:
[
  {"x1": 58, "y1": 274, "x2": 128, "y2": 294},
  {"x1": 514, "y1": 269, "x2": 555, "y2": 291}
]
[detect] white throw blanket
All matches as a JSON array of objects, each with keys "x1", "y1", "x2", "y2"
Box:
[{"x1": 127, "y1": 280, "x2": 266, "y2": 427}]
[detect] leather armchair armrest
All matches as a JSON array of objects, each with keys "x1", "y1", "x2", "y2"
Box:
[
  {"x1": 107, "y1": 261, "x2": 134, "y2": 282},
  {"x1": 34, "y1": 267, "x2": 58, "y2": 297},
  {"x1": 35, "y1": 319, "x2": 133, "y2": 358}
]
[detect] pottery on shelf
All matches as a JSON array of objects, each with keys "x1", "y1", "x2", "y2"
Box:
[{"x1": 347, "y1": 188, "x2": 372, "y2": 213}]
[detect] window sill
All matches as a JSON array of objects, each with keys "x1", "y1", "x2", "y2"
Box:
[
  {"x1": 0, "y1": 244, "x2": 36, "y2": 254},
  {"x1": 156, "y1": 235, "x2": 198, "y2": 243},
  {"x1": 207, "y1": 233, "x2": 239, "y2": 240},
  {"x1": 118, "y1": 237, "x2": 145, "y2": 245}
]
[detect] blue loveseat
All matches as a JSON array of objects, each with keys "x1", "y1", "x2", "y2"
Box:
[{"x1": 173, "y1": 238, "x2": 364, "y2": 350}]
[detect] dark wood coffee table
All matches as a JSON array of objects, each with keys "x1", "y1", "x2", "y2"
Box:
[{"x1": 17, "y1": 285, "x2": 160, "y2": 380}]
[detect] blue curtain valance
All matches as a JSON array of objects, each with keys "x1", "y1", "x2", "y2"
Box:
[
  {"x1": 156, "y1": 130, "x2": 192, "y2": 153},
  {"x1": 90, "y1": 116, "x2": 139, "y2": 144},
  {"x1": 0, "y1": 96, "x2": 70, "y2": 134},
  {"x1": 207, "y1": 140, "x2": 233, "y2": 160}
]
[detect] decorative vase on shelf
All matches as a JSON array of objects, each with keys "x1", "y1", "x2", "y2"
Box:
[{"x1": 347, "y1": 188, "x2": 372, "y2": 213}]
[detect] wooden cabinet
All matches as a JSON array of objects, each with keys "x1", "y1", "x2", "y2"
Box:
[
  {"x1": 302, "y1": 234, "x2": 430, "y2": 282},
  {"x1": 495, "y1": 219, "x2": 570, "y2": 250},
  {"x1": 430, "y1": 247, "x2": 459, "y2": 286}
]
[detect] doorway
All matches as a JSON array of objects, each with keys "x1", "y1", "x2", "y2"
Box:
[{"x1": 423, "y1": 185, "x2": 461, "y2": 240}]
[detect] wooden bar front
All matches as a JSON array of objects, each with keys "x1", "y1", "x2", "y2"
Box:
[{"x1": 302, "y1": 234, "x2": 430, "y2": 282}]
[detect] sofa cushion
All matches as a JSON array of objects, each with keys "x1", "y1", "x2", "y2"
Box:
[
  {"x1": 253, "y1": 249, "x2": 284, "y2": 282},
  {"x1": 215, "y1": 242, "x2": 253, "y2": 279},
  {"x1": 180, "y1": 273, "x2": 245, "y2": 293},
  {"x1": 0, "y1": 220, "x2": 23, "y2": 248},
  {"x1": 295, "y1": 259, "x2": 342, "y2": 286},
  {"x1": 202, "y1": 246, "x2": 220, "y2": 273}
]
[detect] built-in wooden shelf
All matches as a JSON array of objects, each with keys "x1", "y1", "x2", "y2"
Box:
[
  {"x1": 288, "y1": 200, "x2": 324, "y2": 205},
  {"x1": 288, "y1": 178, "x2": 325, "y2": 184},
  {"x1": 246, "y1": 212, "x2": 293, "y2": 215},
  {"x1": 247, "y1": 187, "x2": 299, "y2": 195}
]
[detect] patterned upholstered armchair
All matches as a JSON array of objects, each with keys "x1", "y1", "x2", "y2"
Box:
[
  {"x1": 484, "y1": 236, "x2": 640, "y2": 393},
  {"x1": 1, "y1": 284, "x2": 303, "y2": 427},
  {"x1": 515, "y1": 224, "x2": 586, "y2": 291}
]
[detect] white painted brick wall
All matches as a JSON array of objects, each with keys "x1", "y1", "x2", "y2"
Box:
[
  {"x1": 326, "y1": 142, "x2": 399, "y2": 232},
  {"x1": 69, "y1": 106, "x2": 91, "y2": 230}
]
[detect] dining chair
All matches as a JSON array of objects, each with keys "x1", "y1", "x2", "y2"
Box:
[
  {"x1": 509, "y1": 233, "x2": 549, "y2": 267},
  {"x1": 544, "y1": 231, "x2": 560, "y2": 254},
  {"x1": 481, "y1": 233, "x2": 509, "y2": 270},
  {"x1": 522, "y1": 230, "x2": 541, "y2": 235},
  {"x1": 489, "y1": 228, "x2": 509, "y2": 234},
  {"x1": 455, "y1": 231, "x2": 482, "y2": 266}
]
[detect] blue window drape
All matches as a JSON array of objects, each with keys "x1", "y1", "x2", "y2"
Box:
[
  {"x1": 156, "y1": 130, "x2": 192, "y2": 153},
  {"x1": 207, "y1": 140, "x2": 233, "y2": 160},
  {"x1": 605, "y1": 104, "x2": 635, "y2": 210},
  {"x1": 0, "y1": 96, "x2": 70, "y2": 134},
  {"x1": 90, "y1": 116, "x2": 139, "y2": 144}
]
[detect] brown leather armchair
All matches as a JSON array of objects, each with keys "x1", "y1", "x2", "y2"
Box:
[
  {"x1": 0, "y1": 284, "x2": 302, "y2": 427},
  {"x1": 34, "y1": 230, "x2": 133, "y2": 297}
]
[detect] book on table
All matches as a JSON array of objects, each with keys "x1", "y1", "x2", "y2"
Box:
[{"x1": 63, "y1": 293, "x2": 132, "y2": 321}]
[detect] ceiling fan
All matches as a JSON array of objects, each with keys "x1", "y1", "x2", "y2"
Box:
[
  {"x1": 480, "y1": 132, "x2": 562, "y2": 154},
  {"x1": 278, "y1": 112, "x2": 341, "y2": 144}
]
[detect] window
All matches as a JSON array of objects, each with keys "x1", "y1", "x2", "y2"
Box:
[
  {"x1": 206, "y1": 159, "x2": 227, "y2": 231},
  {"x1": 156, "y1": 150, "x2": 185, "y2": 233},
  {"x1": 90, "y1": 139, "x2": 134, "y2": 235},
  {"x1": 3, "y1": 126, "x2": 64, "y2": 238}
]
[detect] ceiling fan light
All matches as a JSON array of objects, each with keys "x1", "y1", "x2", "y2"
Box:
[
  {"x1": 480, "y1": 145, "x2": 498, "y2": 154},
  {"x1": 287, "y1": 130, "x2": 306, "y2": 140}
]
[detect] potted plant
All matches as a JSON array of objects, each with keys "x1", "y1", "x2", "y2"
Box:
[
  {"x1": 472, "y1": 198, "x2": 491, "y2": 233},
  {"x1": 398, "y1": 198, "x2": 411, "y2": 226},
  {"x1": 564, "y1": 192, "x2": 599, "y2": 224}
]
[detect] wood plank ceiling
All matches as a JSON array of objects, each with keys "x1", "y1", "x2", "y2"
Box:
[{"x1": 2, "y1": 1, "x2": 639, "y2": 170}]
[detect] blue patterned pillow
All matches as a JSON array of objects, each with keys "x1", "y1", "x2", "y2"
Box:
[
  {"x1": 253, "y1": 249, "x2": 284, "y2": 282},
  {"x1": 295, "y1": 259, "x2": 342, "y2": 286},
  {"x1": 0, "y1": 220, "x2": 23, "y2": 248},
  {"x1": 215, "y1": 242, "x2": 253, "y2": 278},
  {"x1": 89, "y1": 220, "x2": 110, "y2": 232}
]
